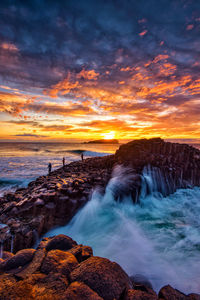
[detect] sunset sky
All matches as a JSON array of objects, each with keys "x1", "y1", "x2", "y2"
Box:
[{"x1": 0, "y1": 0, "x2": 200, "y2": 142}]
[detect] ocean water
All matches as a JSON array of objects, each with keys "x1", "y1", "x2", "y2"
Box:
[
  {"x1": 0, "y1": 142, "x2": 118, "y2": 196},
  {"x1": 1, "y1": 141, "x2": 200, "y2": 294},
  {"x1": 46, "y1": 162, "x2": 200, "y2": 294}
]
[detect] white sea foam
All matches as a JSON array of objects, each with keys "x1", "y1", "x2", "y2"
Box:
[{"x1": 46, "y1": 166, "x2": 200, "y2": 294}]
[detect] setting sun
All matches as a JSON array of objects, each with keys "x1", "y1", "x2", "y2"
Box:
[{"x1": 102, "y1": 131, "x2": 116, "y2": 140}]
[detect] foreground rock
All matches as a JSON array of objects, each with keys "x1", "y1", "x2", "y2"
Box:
[
  {"x1": 0, "y1": 138, "x2": 200, "y2": 252},
  {"x1": 0, "y1": 234, "x2": 199, "y2": 300},
  {"x1": 70, "y1": 256, "x2": 131, "y2": 299}
]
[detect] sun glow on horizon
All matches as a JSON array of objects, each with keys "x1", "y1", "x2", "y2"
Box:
[{"x1": 102, "y1": 131, "x2": 116, "y2": 140}]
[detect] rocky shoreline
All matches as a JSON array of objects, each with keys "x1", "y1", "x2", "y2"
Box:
[
  {"x1": 0, "y1": 138, "x2": 200, "y2": 298},
  {"x1": 0, "y1": 155, "x2": 114, "y2": 253},
  {"x1": 0, "y1": 234, "x2": 199, "y2": 300},
  {"x1": 0, "y1": 138, "x2": 200, "y2": 253}
]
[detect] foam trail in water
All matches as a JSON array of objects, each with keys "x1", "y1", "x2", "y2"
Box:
[{"x1": 46, "y1": 166, "x2": 200, "y2": 294}]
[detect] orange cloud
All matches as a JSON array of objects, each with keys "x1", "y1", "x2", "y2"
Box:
[
  {"x1": 44, "y1": 73, "x2": 79, "y2": 97},
  {"x1": 44, "y1": 69, "x2": 100, "y2": 98},
  {"x1": 2, "y1": 49, "x2": 200, "y2": 141},
  {"x1": 1, "y1": 42, "x2": 18, "y2": 52},
  {"x1": 186, "y1": 24, "x2": 194, "y2": 30},
  {"x1": 139, "y1": 30, "x2": 148, "y2": 36},
  {"x1": 145, "y1": 54, "x2": 169, "y2": 67},
  {"x1": 158, "y1": 63, "x2": 177, "y2": 76},
  {"x1": 136, "y1": 75, "x2": 191, "y2": 100},
  {"x1": 77, "y1": 69, "x2": 99, "y2": 80}
]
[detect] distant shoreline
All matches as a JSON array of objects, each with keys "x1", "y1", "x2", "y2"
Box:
[{"x1": 83, "y1": 139, "x2": 119, "y2": 144}]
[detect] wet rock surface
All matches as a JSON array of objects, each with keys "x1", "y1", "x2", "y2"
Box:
[
  {"x1": 70, "y1": 256, "x2": 132, "y2": 300},
  {"x1": 115, "y1": 138, "x2": 200, "y2": 199},
  {"x1": 0, "y1": 138, "x2": 200, "y2": 253},
  {"x1": 0, "y1": 156, "x2": 114, "y2": 252},
  {"x1": 158, "y1": 285, "x2": 200, "y2": 300},
  {"x1": 0, "y1": 234, "x2": 198, "y2": 300}
]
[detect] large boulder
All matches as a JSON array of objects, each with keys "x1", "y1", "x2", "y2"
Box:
[
  {"x1": 16, "y1": 248, "x2": 46, "y2": 279},
  {"x1": 158, "y1": 285, "x2": 187, "y2": 299},
  {"x1": 41, "y1": 249, "x2": 78, "y2": 276},
  {"x1": 45, "y1": 234, "x2": 77, "y2": 251},
  {"x1": 125, "y1": 289, "x2": 157, "y2": 299},
  {"x1": 65, "y1": 281, "x2": 103, "y2": 300},
  {"x1": 159, "y1": 286, "x2": 200, "y2": 300},
  {"x1": 70, "y1": 256, "x2": 132, "y2": 300},
  {"x1": 2, "y1": 249, "x2": 35, "y2": 271}
]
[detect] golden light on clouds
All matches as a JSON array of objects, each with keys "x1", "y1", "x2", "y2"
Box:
[
  {"x1": 1, "y1": 1, "x2": 200, "y2": 142},
  {"x1": 1, "y1": 44, "x2": 200, "y2": 141}
]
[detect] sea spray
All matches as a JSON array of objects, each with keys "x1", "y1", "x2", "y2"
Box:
[
  {"x1": 45, "y1": 166, "x2": 200, "y2": 294},
  {"x1": 103, "y1": 165, "x2": 141, "y2": 202}
]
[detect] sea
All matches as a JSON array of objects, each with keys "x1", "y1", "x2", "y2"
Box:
[
  {"x1": 0, "y1": 142, "x2": 118, "y2": 196},
  {"x1": 1, "y1": 142, "x2": 200, "y2": 294}
]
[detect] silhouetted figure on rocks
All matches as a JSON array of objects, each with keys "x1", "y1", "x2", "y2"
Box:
[
  {"x1": 81, "y1": 153, "x2": 84, "y2": 161},
  {"x1": 62, "y1": 157, "x2": 65, "y2": 167},
  {"x1": 48, "y1": 162, "x2": 52, "y2": 174}
]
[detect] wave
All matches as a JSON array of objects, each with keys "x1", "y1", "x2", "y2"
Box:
[
  {"x1": 0, "y1": 178, "x2": 23, "y2": 186},
  {"x1": 46, "y1": 149, "x2": 110, "y2": 157},
  {"x1": 45, "y1": 166, "x2": 200, "y2": 294},
  {"x1": 64, "y1": 149, "x2": 84, "y2": 155},
  {"x1": 43, "y1": 149, "x2": 84, "y2": 155},
  {"x1": 83, "y1": 150, "x2": 110, "y2": 157},
  {"x1": 0, "y1": 177, "x2": 33, "y2": 197},
  {"x1": 19, "y1": 147, "x2": 40, "y2": 152}
]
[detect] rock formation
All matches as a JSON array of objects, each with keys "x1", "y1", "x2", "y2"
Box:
[
  {"x1": 115, "y1": 138, "x2": 200, "y2": 201},
  {"x1": 0, "y1": 155, "x2": 114, "y2": 252},
  {"x1": 84, "y1": 139, "x2": 119, "y2": 144},
  {"x1": 0, "y1": 234, "x2": 199, "y2": 300},
  {"x1": 0, "y1": 138, "x2": 200, "y2": 252}
]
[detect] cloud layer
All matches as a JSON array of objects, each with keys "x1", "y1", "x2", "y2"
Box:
[{"x1": 0, "y1": 0, "x2": 200, "y2": 140}]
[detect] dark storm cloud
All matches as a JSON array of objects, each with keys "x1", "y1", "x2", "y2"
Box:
[{"x1": 0, "y1": 0, "x2": 200, "y2": 90}]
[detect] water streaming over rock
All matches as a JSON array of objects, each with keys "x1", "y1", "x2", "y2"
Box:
[
  {"x1": 10, "y1": 234, "x2": 14, "y2": 253},
  {"x1": 0, "y1": 242, "x2": 3, "y2": 259},
  {"x1": 33, "y1": 230, "x2": 39, "y2": 248},
  {"x1": 45, "y1": 165, "x2": 200, "y2": 293}
]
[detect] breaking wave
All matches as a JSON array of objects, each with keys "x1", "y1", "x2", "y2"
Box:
[{"x1": 46, "y1": 165, "x2": 200, "y2": 294}]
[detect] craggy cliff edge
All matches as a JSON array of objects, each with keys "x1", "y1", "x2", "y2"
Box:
[
  {"x1": 0, "y1": 234, "x2": 199, "y2": 300},
  {"x1": 1, "y1": 137, "x2": 200, "y2": 253}
]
